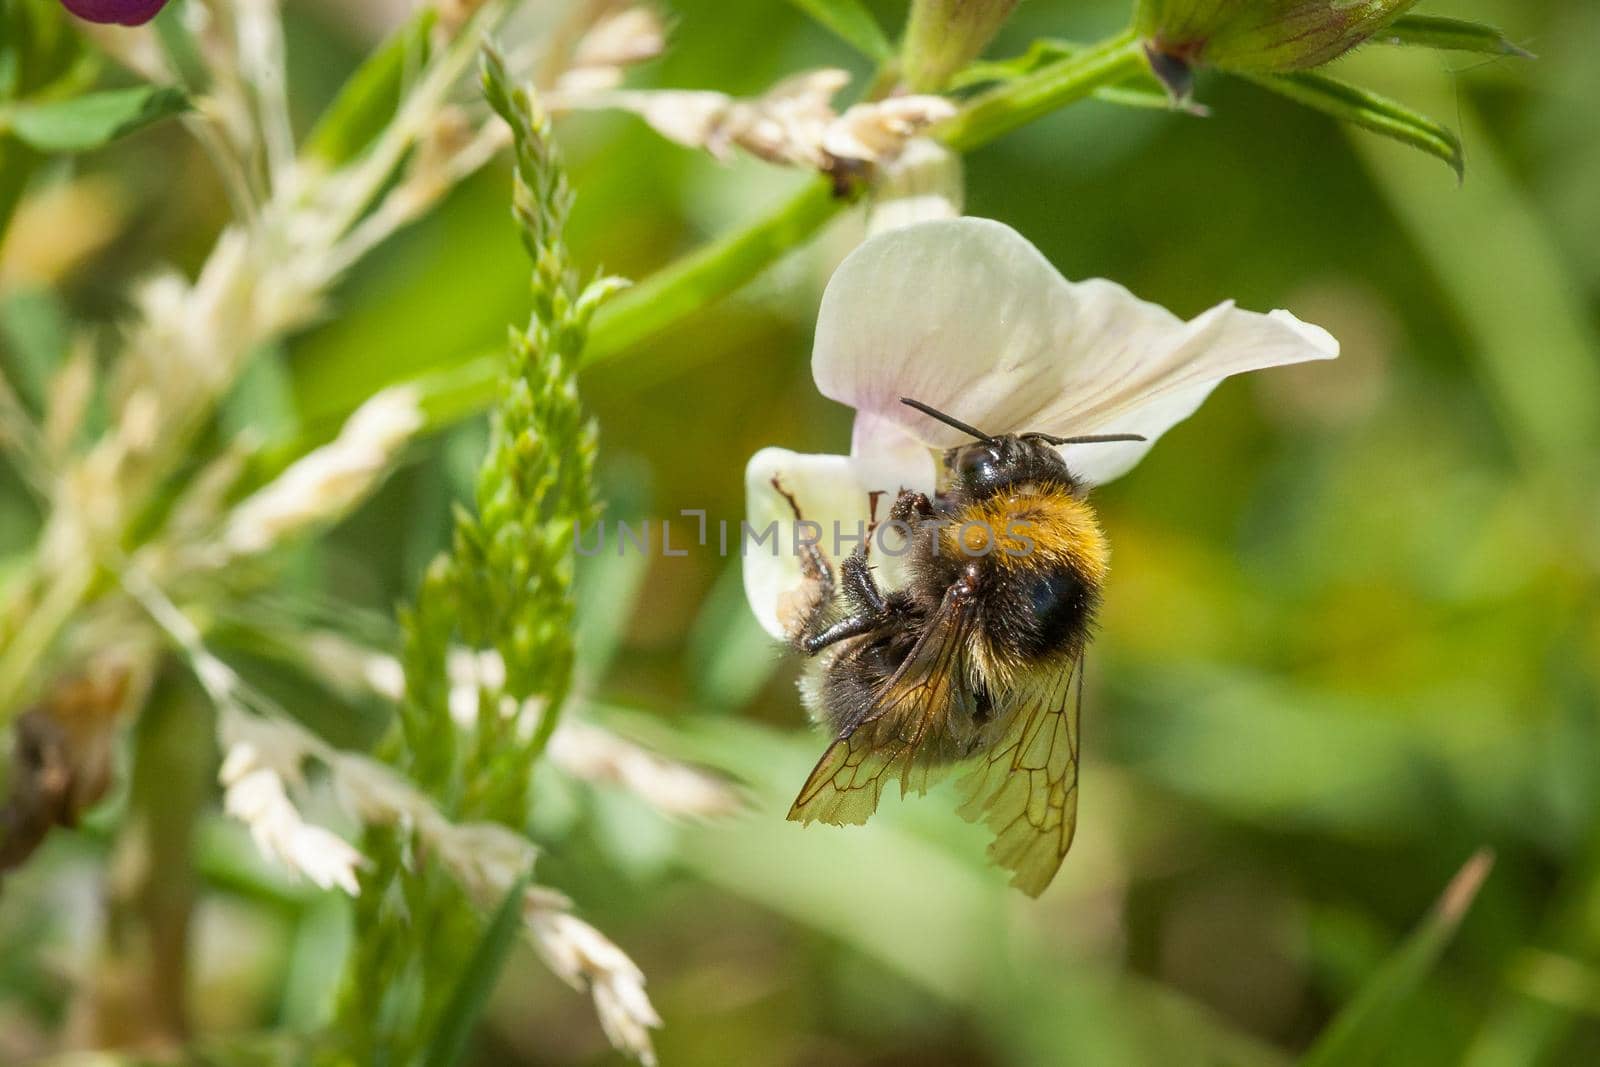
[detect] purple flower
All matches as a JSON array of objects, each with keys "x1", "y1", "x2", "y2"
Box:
[{"x1": 60, "y1": 0, "x2": 170, "y2": 26}]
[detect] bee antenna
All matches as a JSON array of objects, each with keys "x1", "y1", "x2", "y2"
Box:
[
  {"x1": 900, "y1": 397, "x2": 994, "y2": 442},
  {"x1": 1026, "y1": 432, "x2": 1148, "y2": 446}
]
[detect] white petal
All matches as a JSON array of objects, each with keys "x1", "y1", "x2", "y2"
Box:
[
  {"x1": 849, "y1": 411, "x2": 935, "y2": 495},
  {"x1": 813, "y1": 217, "x2": 1070, "y2": 446},
  {"x1": 812, "y1": 218, "x2": 1337, "y2": 482},
  {"x1": 742, "y1": 443, "x2": 933, "y2": 639},
  {"x1": 1054, "y1": 382, "x2": 1212, "y2": 486},
  {"x1": 1059, "y1": 303, "x2": 1338, "y2": 484}
]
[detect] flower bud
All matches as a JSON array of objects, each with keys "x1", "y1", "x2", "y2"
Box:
[
  {"x1": 902, "y1": 0, "x2": 1019, "y2": 92},
  {"x1": 59, "y1": 0, "x2": 170, "y2": 26},
  {"x1": 1137, "y1": 0, "x2": 1419, "y2": 89}
]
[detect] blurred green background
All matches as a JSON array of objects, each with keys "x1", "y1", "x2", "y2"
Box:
[{"x1": 3, "y1": 0, "x2": 1599, "y2": 1064}]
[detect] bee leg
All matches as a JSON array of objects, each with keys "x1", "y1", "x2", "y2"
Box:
[
  {"x1": 771, "y1": 474, "x2": 838, "y2": 648},
  {"x1": 798, "y1": 611, "x2": 883, "y2": 654},
  {"x1": 797, "y1": 549, "x2": 900, "y2": 655},
  {"x1": 840, "y1": 549, "x2": 888, "y2": 616},
  {"x1": 890, "y1": 489, "x2": 935, "y2": 524}
]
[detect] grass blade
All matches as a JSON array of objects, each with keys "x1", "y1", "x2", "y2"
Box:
[
  {"x1": 420, "y1": 867, "x2": 533, "y2": 1067},
  {"x1": 1303, "y1": 850, "x2": 1494, "y2": 1067},
  {"x1": 303, "y1": 8, "x2": 437, "y2": 167}
]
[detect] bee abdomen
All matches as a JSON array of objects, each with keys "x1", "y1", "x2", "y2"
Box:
[{"x1": 1010, "y1": 565, "x2": 1098, "y2": 660}]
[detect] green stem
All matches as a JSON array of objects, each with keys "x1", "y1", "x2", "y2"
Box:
[
  {"x1": 585, "y1": 176, "x2": 843, "y2": 367},
  {"x1": 936, "y1": 31, "x2": 1144, "y2": 151},
  {"x1": 318, "y1": 176, "x2": 849, "y2": 443},
  {"x1": 385, "y1": 31, "x2": 1151, "y2": 430},
  {"x1": 590, "y1": 31, "x2": 1147, "y2": 361},
  {"x1": 104, "y1": 670, "x2": 213, "y2": 1044}
]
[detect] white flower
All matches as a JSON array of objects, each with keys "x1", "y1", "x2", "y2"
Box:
[
  {"x1": 546, "y1": 721, "x2": 742, "y2": 820},
  {"x1": 566, "y1": 72, "x2": 954, "y2": 173},
  {"x1": 558, "y1": 5, "x2": 668, "y2": 93},
  {"x1": 220, "y1": 385, "x2": 423, "y2": 557},
  {"x1": 214, "y1": 705, "x2": 364, "y2": 896},
  {"x1": 329, "y1": 752, "x2": 434, "y2": 831},
  {"x1": 222, "y1": 764, "x2": 365, "y2": 896},
  {"x1": 430, "y1": 821, "x2": 539, "y2": 906},
  {"x1": 445, "y1": 646, "x2": 511, "y2": 728},
  {"x1": 218, "y1": 703, "x2": 315, "y2": 786},
  {"x1": 526, "y1": 905, "x2": 661, "y2": 1067},
  {"x1": 743, "y1": 217, "x2": 1338, "y2": 637}
]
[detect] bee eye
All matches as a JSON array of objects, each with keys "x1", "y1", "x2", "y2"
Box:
[{"x1": 957, "y1": 444, "x2": 999, "y2": 482}]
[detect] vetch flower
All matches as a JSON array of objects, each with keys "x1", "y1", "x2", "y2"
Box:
[
  {"x1": 59, "y1": 0, "x2": 169, "y2": 26},
  {"x1": 743, "y1": 217, "x2": 1338, "y2": 638},
  {"x1": 1136, "y1": 0, "x2": 1420, "y2": 85}
]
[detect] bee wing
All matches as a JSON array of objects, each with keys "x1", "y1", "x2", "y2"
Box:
[
  {"x1": 955, "y1": 651, "x2": 1082, "y2": 897},
  {"x1": 787, "y1": 589, "x2": 977, "y2": 827}
]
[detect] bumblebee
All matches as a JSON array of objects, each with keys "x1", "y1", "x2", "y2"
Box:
[{"x1": 776, "y1": 398, "x2": 1142, "y2": 896}]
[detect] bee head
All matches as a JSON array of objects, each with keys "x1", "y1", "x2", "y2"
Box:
[
  {"x1": 899, "y1": 398, "x2": 1148, "y2": 495},
  {"x1": 949, "y1": 433, "x2": 1068, "y2": 494}
]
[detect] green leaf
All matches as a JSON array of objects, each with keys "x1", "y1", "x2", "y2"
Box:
[
  {"x1": 0, "y1": 287, "x2": 69, "y2": 415},
  {"x1": 1377, "y1": 15, "x2": 1533, "y2": 58},
  {"x1": 0, "y1": 1, "x2": 94, "y2": 237},
  {"x1": 4, "y1": 84, "x2": 189, "y2": 152},
  {"x1": 1242, "y1": 71, "x2": 1462, "y2": 180},
  {"x1": 303, "y1": 8, "x2": 437, "y2": 167},
  {"x1": 278, "y1": 894, "x2": 352, "y2": 1030},
  {"x1": 420, "y1": 866, "x2": 533, "y2": 1067},
  {"x1": 784, "y1": 0, "x2": 893, "y2": 61},
  {"x1": 1302, "y1": 850, "x2": 1494, "y2": 1067}
]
